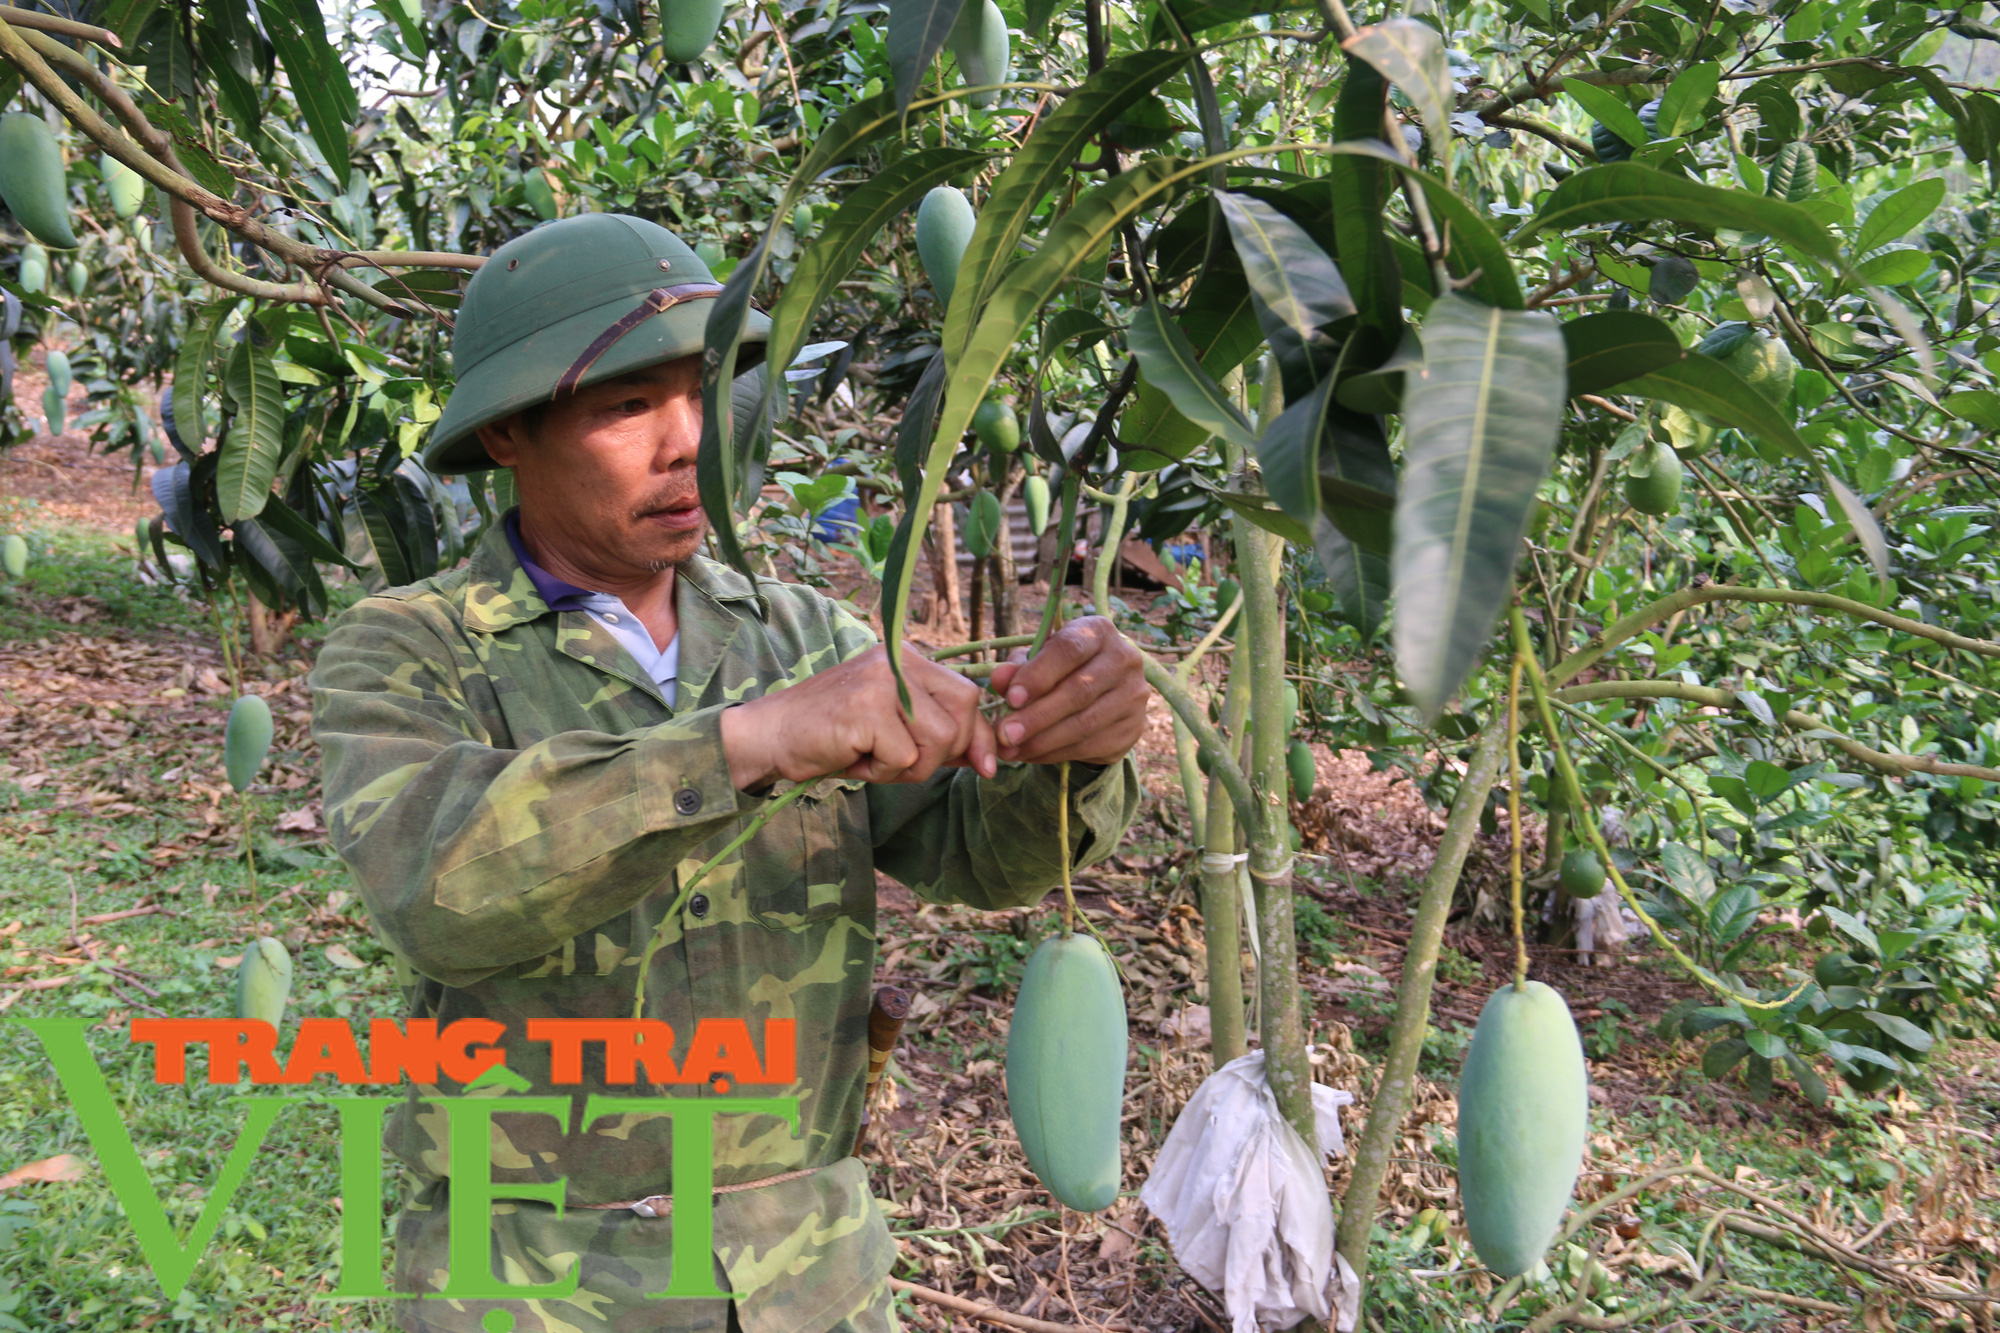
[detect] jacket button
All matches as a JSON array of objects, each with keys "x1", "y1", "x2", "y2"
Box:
[
  {"x1": 674, "y1": 787, "x2": 702, "y2": 816},
  {"x1": 688, "y1": 893, "x2": 710, "y2": 918}
]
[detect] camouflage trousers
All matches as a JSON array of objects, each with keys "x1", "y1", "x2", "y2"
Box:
[{"x1": 387, "y1": 1172, "x2": 900, "y2": 1333}]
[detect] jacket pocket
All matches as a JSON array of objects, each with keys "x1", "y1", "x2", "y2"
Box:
[{"x1": 747, "y1": 778, "x2": 867, "y2": 929}]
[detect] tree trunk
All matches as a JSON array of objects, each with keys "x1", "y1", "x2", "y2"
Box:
[
  {"x1": 990, "y1": 465, "x2": 1022, "y2": 638},
  {"x1": 247, "y1": 591, "x2": 298, "y2": 658},
  {"x1": 1234, "y1": 511, "x2": 1314, "y2": 1149},
  {"x1": 1200, "y1": 669, "x2": 1250, "y2": 1068},
  {"x1": 925, "y1": 501, "x2": 965, "y2": 639}
]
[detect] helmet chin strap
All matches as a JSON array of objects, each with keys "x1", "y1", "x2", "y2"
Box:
[{"x1": 552, "y1": 282, "x2": 724, "y2": 398}]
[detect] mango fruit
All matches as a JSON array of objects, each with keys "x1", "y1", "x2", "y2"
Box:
[
  {"x1": 1, "y1": 534, "x2": 26, "y2": 579},
  {"x1": 949, "y1": 0, "x2": 1011, "y2": 108},
  {"x1": 916, "y1": 185, "x2": 976, "y2": 309},
  {"x1": 224, "y1": 693, "x2": 274, "y2": 793},
  {"x1": 65, "y1": 260, "x2": 87, "y2": 297},
  {"x1": 1456, "y1": 981, "x2": 1589, "y2": 1278},
  {"x1": 1006, "y1": 931, "x2": 1127, "y2": 1211},
  {"x1": 0, "y1": 113, "x2": 77, "y2": 249},
  {"x1": 963, "y1": 490, "x2": 1002, "y2": 558},
  {"x1": 1287, "y1": 740, "x2": 1316, "y2": 801},
  {"x1": 41, "y1": 383, "x2": 63, "y2": 436},
  {"x1": 235, "y1": 936, "x2": 294, "y2": 1027},
  {"x1": 973, "y1": 398, "x2": 1019, "y2": 455},
  {"x1": 1023, "y1": 474, "x2": 1050, "y2": 536},
  {"x1": 103, "y1": 155, "x2": 146, "y2": 219},
  {"x1": 44, "y1": 349, "x2": 70, "y2": 399},
  {"x1": 1559, "y1": 848, "x2": 1605, "y2": 900},
  {"x1": 660, "y1": 0, "x2": 726, "y2": 62},
  {"x1": 19, "y1": 243, "x2": 48, "y2": 295}
]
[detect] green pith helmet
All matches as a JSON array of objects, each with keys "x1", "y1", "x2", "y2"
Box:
[{"x1": 422, "y1": 213, "x2": 770, "y2": 475}]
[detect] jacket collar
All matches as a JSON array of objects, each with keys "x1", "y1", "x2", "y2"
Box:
[{"x1": 461, "y1": 516, "x2": 763, "y2": 636}]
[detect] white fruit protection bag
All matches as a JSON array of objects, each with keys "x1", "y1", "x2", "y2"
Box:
[{"x1": 1141, "y1": 1050, "x2": 1361, "y2": 1333}]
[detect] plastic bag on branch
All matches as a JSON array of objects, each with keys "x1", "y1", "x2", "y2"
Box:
[{"x1": 1141, "y1": 1050, "x2": 1360, "y2": 1333}]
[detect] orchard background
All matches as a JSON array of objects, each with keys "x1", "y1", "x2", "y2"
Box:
[{"x1": 1, "y1": 0, "x2": 1999, "y2": 1327}]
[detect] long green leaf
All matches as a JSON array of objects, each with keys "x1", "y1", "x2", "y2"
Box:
[
  {"x1": 1562, "y1": 310, "x2": 1684, "y2": 395},
  {"x1": 352, "y1": 485, "x2": 413, "y2": 589},
  {"x1": 1312, "y1": 514, "x2": 1389, "y2": 642},
  {"x1": 173, "y1": 303, "x2": 232, "y2": 451},
  {"x1": 1342, "y1": 19, "x2": 1450, "y2": 153},
  {"x1": 258, "y1": 490, "x2": 355, "y2": 568},
  {"x1": 941, "y1": 49, "x2": 1188, "y2": 366},
  {"x1": 1405, "y1": 171, "x2": 1523, "y2": 309},
  {"x1": 1393, "y1": 295, "x2": 1567, "y2": 717},
  {"x1": 1127, "y1": 299, "x2": 1257, "y2": 451},
  {"x1": 1656, "y1": 62, "x2": 1720, "y2": 139},
  {"x1": 1120, "y1": 251, "x2": 1263, "y2": 459},
  {"x1": 1518, "y1": 163, "x2": 1837, "y2": 259},
  {"x1": 1217, "y1": 191, "x2": 1354, "y2": 377},
  {"x1": 887, "y1": 0, "x2": 967, "y2": 115},
  {"x1": 1855, "y1": 177, "x2": 1946, "y2": 253},
  {"x1": 261, "y1": 0, "x2": 355, "y2": 183},
  {"x1": 763, "y1": 147, "x2": 986, "y2": 412},
  {"x1": 219, "y1": 342, "x2": 285, "y2": 522},
  {"x1": 1623, "y1": 353, "x2": 1811, "y2": 458},
  {"x1": 1563, "y1": 78, "x2": 1648, "y2": 152}
]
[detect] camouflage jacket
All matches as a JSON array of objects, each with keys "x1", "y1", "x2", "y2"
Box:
[{"x1": 308, "y1": 517, "x2": 1140, "y2": 1333}]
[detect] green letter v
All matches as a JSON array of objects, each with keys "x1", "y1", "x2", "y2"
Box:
[{"x1": 12, "y1": 1019, "x2": 298, "y2": 1299}]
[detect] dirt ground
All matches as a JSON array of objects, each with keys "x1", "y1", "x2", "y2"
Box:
[{"x1": 4, "y1": 421, "x2": 1998, "y2": 1331}]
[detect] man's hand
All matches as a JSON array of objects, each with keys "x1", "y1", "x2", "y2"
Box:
[
  {"x1": 720, "y1": 646, "x2": 998, "y2": 789},
  {"x1": 985, "y1": 617, "x2": 1149, "y2": 766}
]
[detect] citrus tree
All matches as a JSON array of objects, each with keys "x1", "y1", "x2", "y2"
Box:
[{"x1": 5, "y1": 0, "x2": 2000, "y2": 1305}]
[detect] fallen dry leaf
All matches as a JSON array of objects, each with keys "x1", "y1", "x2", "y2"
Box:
[
  {"x1": 0, "y1": 1153, "x2": 85, "y2": 1189},
  {"x1": 276, "y1": 805, "x2": 321, "y2": 834}
]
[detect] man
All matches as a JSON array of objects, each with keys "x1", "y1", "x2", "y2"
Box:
[{"x1": 309, "y1": 213, "x2": 1149, "y2": 1333}]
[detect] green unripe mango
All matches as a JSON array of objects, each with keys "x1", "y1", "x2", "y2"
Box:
[
  {"x1": 916, "y1": 185, "x2": 976, "y2": 309},
  {"x1": 1006, "y1": 931, "x2": 1127, "y2": 1212},
  {"x1": 1559, "y1": 848, "x2": 1605, "y2": 900},
  {"x1": 234, "y1": 935, "x2": 294, "y2": 1028},
  {"x1": 1283, "y1": 683, "x2": 1300, "y2": 734},
  {"x1": 0, "y1": 113, "x2": 78, "y2": 249},
  {"x1": 1288, "y1": 740, "x2": 1316, "y2": 801},
  {"x1": 104, "y1": 156, "x2": 147, "y2": 219},
  {"x1": 42, "y1": 383, "x2": 64, "y2": 436},
  {"x1": 1299, "y1": 588, "x2": 1333, "y2": 613},
  {"x1": 1456, "y1": 981, "x2": 1589, "y2": 1278},
  {"x1": 522, "y1": 168, "x2": 558, "y2": 221},
  {"x1": 963, "y1": 490, "x2": 1003, "y2": 558},
  {"x1": 973, "y1": 398, "x2": 1020, "y2": 454},
  {"x1": 44, "y1": 350, "x2": 71, "y2": 399},
  {"x1": 949, "y1": 0, "x2": 1011, "y2": 108},
  {"x1": 224, "y1": 693, "x2": 274, "y2": 793},
  {"x1": 1023, "y1": 474, "x2": 1051, "y2": 535},
  {"x1": 134, "y1": 516, "x2": 152, "y2": 561},
  {"x1": 1, "y1": 534, "x2": 26, "y2": 579},
  {"x1": 792, "y1": 203, "x2": 814, "y2": 234},
  {"x1": 150, "y1": 436, "x2": 167, "y2": 465},
  {"x1": 660, "y1": 0, "x2": 726, "y2": 61},
  {"x1": 1624, "y1": 438, "x2": 1682, "y2": 516},
  {"x1": 1214, "y1": 577, "x2": 1239, "y2": 620},
  {"x1": 19, "y1": 243, "x2": 48, "y2": 295},
  {"x1": 66, "y1": 260, "x2": 86, "y2": 296}
]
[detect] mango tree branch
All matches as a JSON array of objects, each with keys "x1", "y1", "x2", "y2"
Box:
[
  {"x1": 1553, "y1": 679, "x2": 2000, "y2": 784},
  {"x1": 1551, "y1": 582, "x2": 2000, "y2": 689},
  {"x1": 1335, "y1": 718, "x2": 1511, "y2": 1291},
  {"x1": 1141, "y1": 654, "x2": 1257, "y2": 833},
  {"x1": 0, "y1": 19, "x2": 475, "y2": 312},
  {"x1": 0, "y1": 4, "x2": 118, "y2": 47}
]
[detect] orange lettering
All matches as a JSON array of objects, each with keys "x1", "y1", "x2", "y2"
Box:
[
  {"x1": 681, "y1": 1018, "x2": 762, "y2": 1092},
  {"x1": 281, "y1": 1019, "x2": 369, "y2": 1084}
]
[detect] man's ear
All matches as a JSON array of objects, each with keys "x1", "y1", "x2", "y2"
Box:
[{"x1": 476, "y1": 415, "x2": 527, "y2": 468}]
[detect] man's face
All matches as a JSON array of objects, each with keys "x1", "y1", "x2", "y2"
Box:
[{"x1": 476, "y1": 355, "x2": 708, "y2": 577}]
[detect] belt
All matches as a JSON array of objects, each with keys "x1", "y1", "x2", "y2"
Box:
[{"x1": 573, "y1": 1165, "x2": 824, "y2": 1218}]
